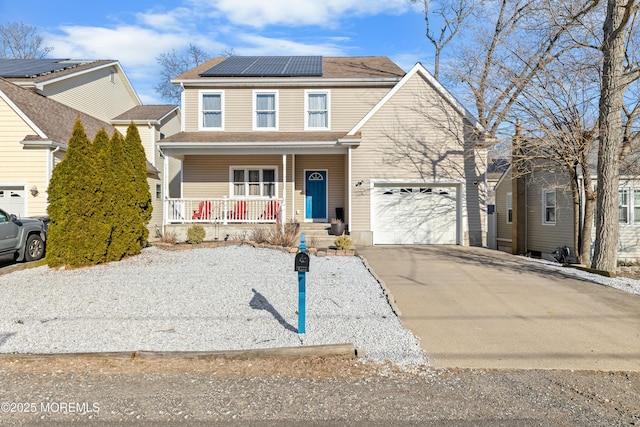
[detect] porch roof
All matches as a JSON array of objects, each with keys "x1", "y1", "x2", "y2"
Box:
[{"x1": 158, "y1": 131, "x2": 361, "y2": 155}]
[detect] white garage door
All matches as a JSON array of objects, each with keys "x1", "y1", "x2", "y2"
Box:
[
  {"x1": 373, "y1": 185, "x2": 458, "y2": 244},
  {"x1": 0, "y1": 186, "x2": 26, "y2": 217}
]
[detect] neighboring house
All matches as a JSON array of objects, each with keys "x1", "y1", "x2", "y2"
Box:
[
  {"x1": 0, "y1": 59, "x2": 179, "y2": 237},
  {"x1": 1, "y1": 58, "x2": 140, "y2": 123},
  {"x1": 493, "y1": 165, "x2": 640, "y2": 262},
  {"x1": 159, "y1": 56, "x2": 487, "y2": 246},
  {"x1": 112, "y1": 105, "x2": 182, "y2": 234}
]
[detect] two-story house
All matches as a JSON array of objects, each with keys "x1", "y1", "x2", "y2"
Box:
[{"x1": 159, "y1": 56, "x2": 486, "y2": 246}]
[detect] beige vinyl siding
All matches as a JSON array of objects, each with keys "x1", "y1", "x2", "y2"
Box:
[
  {"x1": 292, "y1": 154, "x2": 346, "y2": 223},
  {"x1": 41, "y1": 65, "x2": 139, "y2": 122},
  {"x1": 0, "y1": 99, "x2": 50, "y2": 216},
  {"x1": 183, "y1": 86, "x2": 392, "y2": 133},
  {"x1": 495, "y1": 169, "x2": 513, "y2": 243},
  {"x1": 525, "y1": 170, "x2": 574, "y2": 256},
  {"x1": 350, "y1": 72, "x2": 485, "y2": 244},
  {"x1": 618, "y1": 225, "x2": 640, "y2": 259},
  {"x1": 182, "y1": 155, "x2": 293, "y2": 200}
]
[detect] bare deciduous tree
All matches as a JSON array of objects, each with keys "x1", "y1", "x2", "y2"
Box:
[
  {"x1": 408, "y1": 0, "x2": 479, "y2": 78},
  {"x1": 155, "y1": 44, "x2": 215, "y2": 103},
  {"x1": 513, "y1": 55, "x2": 600, "y2": 265},
  {"x1": 0, "y1": 22, "x2": 52, "y2": 59},
  {"x1": 593, "y1": 0, "x2": 640, "y2": 272}
]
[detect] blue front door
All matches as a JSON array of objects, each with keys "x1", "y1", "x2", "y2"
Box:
[{"x1": 305, "y1": 170, "x2": 327, "y2": 220}]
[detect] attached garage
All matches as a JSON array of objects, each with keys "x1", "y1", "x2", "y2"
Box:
[
  {"x1": 0, "y1": 186, "x2": 26, "y2": 217},
  {"x1": 372, "y1": 183, "x2": 460, "y2": 245}
]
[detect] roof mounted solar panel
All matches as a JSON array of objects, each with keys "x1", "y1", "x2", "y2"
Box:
[
  {"x1": 201, "y1": 56, "x2": 323, "y2": 77},
  {"x1": 0, "y1": 58, "x2": 88, "y2": 78}
]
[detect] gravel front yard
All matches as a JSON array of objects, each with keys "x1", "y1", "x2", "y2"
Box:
[{"x1": 0, "y1": 245, "x2": 427, "y2": 369}]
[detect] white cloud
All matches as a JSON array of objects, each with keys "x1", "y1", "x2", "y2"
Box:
[
  {"x1": 199, "y1": 0, "x2": 409, "y2": 28},
  {"x1": 236, "y1": 34, "x2": 347, "y2": 56},
  {"x1": 47, "y1": 25, "x2": 187, "y2": 66}
]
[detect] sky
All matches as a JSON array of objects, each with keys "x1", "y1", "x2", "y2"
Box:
[{"x1": 0, "y1": 0, "x2": 432, "y2": 105}]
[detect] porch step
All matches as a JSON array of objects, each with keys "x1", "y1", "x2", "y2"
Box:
[{"x1": 297, "y1": 223, "x2": 350, "y2": 250}]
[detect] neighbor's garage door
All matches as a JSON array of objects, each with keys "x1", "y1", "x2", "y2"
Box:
[
  {"x1": 373, "y1": 185, "x2": 458, "y2": 244},
  {"x1": 0, "y1": 186, "x2": 25, "y2": 217}
]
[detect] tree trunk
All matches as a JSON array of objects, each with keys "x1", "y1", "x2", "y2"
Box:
[
  {"x1": 592, "y1": 0, "x2": 628, "y2": 272},
  {"x1": 581, "y1": 180, "x2": 596, "y2": 266}
]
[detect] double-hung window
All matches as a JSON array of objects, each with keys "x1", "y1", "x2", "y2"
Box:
[
  {"x1": 254, "y1": 91, "x2": 278, "y2": 130},
  {"x1": 634, "y1": 190, "x2": 640, "y2": 224},
  {"x1": 199, "y1": 91, "x2": 223, "y2": 130},
  {"x1": 232, "y1": 167, "x2": 277, "y2": 197},
  {"x1": 619, "y1": 189, "x2": 629, "y2": 223},
  {"x1": 543, "y1": 189, "x2": 556, "y2": 224},
  {"x1": 506, "y1": 192, "x2": 513, "y2": 224},
  {"x1": 305, "y1": 90, "x2": 330, "y2": 130}
]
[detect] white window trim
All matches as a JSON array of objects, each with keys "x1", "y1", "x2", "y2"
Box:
[
  {"x1": 229, "y1": 166, "x2": 279, "y2": 198},
  {"x1": 542, "y1": 189, "x2": 556, "y2": 225},
  {"x1": 506, "y1": 192, "x2": 512, "y2": 224},
  {"x1": 633, "y1": 188, "x2": 640, "y2": 225},
  {"x1": 198, "y1": 90, "x2": 224, "y2": 131},
  {"x1": 304, "y1": 89, "x2": 331, "y2": 130},
  {"x1": 620, "y1": 188, "x2": 630, "y2": 225},
  {"x1": 253, "y1": 90, "x2": 279, "y2": 131}
]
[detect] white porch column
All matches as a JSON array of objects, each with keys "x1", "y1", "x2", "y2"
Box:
[
  {"x1": 163, "y1": 153, "x2": 170, "y2": 228},
  {"x1": 348, "y1": 146, "x2": 353, "y2": 230},
  {"x1": 291, "y1": 154, "x2": 296, "y2": 223},
  {"x1": 282, "y1": 154, "x2": 287, "y2": 233}
]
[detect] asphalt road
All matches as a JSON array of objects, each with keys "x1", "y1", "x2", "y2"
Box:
[{"x1": 0, "y1": 357, "x2": 638, "y2": 426}]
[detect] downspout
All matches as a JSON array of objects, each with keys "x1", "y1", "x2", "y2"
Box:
[
  {"x1": 47, "y1": 146, "x2": 61, "y2": 209},
  {"x1": 180, "y1": 83, "x2": 186, "y2": 132}
]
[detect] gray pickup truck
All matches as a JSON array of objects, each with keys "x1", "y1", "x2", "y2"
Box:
[{"x1": 0, "y1": 208, "x2": 47, "y2": 262}]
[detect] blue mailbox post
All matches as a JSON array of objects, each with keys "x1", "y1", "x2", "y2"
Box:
[{"x1": 294, "y1": 233, "x2": 309, "y2": 334}]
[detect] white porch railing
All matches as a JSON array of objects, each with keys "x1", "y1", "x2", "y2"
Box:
[{"x1": 164, "y1": 197, "x2": 283, "y2": 224}]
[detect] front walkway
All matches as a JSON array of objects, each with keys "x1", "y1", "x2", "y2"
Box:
[{"x1": 358, "y1": 245, "x2": 640, "y2": 371}]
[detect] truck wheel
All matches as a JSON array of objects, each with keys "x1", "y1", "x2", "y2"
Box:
[{"x1": 25, "y1": 235, "x2": 44, "y2": 261}]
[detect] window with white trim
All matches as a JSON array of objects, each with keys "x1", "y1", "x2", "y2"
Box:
[
  {"x1": 254, "y1": 91, "x2": 278, "y2": 130},
  {"x1": 619, "y1": 189, "x2": 629, "y2": 223},
  {"x1": 305, "y1": 90, "x2": 330, "y2": 130},
  {"x1": 543, "y1": 189, "x2": 556, "y2": 225},
  {"x1": 634, "y1": 190, "x2": 640, "y2": 224},
  {"x1": 506, "y1": 192, "x2": 512, "y2": 224},
  {"x1": 231, "y1": 167, "x2": 277, "y2": 197},
  {"x1": 199, "y1": 91, "x2": 224, "y2": 130}
]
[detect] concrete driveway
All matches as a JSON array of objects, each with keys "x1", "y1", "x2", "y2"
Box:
[{"x1": 357, "y1": 245, "x2": 640, "y2": 371}]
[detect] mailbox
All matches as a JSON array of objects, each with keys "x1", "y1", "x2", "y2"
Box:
[{"x1": 294, "y1": 252, "x2": 310, "y2": 273}]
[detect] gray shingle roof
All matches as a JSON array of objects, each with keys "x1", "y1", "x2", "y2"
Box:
[{"x1": 112, "y1": 105, "x2": 178, "y2": 122}]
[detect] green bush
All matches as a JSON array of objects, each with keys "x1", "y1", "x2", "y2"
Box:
[
  {"x1": 187, "y1": 225, "x2": 206, "y2": 244},
  {"x1": 334, "y1": 234, "x2": 352, "y2": 250}
]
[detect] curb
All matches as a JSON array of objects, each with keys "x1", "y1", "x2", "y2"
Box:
[
  {"x1": 356, "y1": 253, "x2": 402, "y2": 316},
  {"x1": 0, "y1": 343, "x2": 361, "y2": 361}
]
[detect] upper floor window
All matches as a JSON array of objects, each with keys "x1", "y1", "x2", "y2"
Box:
[
  {"x1": 543, "y1": 189, "x2": 556, "y2": 225},
  {"x1": 199, "y1": 91, "x2": 224, "y2": 130},
  {"x1": 254, "y1": 91, "x2": 278, "y2": 130},
  {"x1": 305, "y1": 90, "x2": 330, "y2": 130},
  {"x1": 506, "y1": 192, "x2": 512, "y2": 224}
]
